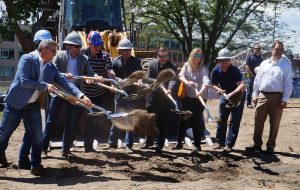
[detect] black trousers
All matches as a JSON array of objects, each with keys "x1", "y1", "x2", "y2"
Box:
[{"x1": 177, "y1": 97, "x2": 205, "y2": 148}]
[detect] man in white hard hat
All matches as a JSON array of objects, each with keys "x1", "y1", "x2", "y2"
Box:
[
  {"x1": 211, "y1": 48, "x2": 246, "y2": 153},
  {"x1": 42, "y1": 31, "x2": 100, "y2": 158},
  {"x1": 104, "y1": 38, "x2": 143, "y2": 152}
]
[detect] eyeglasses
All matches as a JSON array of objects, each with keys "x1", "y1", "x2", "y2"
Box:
[
  {"x1": 158, "y1": 54, "x2": 168, "y2": 59},
  {"x1": 273, "y1": 48, "x2": 283, "y2": 52},
  {"x1": 193, "y1": 53, "x2": 202, "y2": 59}
]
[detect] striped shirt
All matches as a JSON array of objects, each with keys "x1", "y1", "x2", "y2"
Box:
[{"x1": 81, "y1": 48, "x2": 113, "y2": 97}]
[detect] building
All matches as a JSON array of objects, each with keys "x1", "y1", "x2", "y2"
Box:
[{"x1": 0, "y1": 27, "x2": 24, "y2": 81}]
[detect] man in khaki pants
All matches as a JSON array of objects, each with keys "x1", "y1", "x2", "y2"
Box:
[{"x1": 245, "y1": 41, "x2": 293, "y2": 154}]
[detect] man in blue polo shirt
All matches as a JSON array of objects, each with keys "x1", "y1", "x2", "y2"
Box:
[
  {"x1": 245, "y1": 44, "x2": 263, "y2": 108},
  {"x1": 211, "y1": 48, "x2": 246, "y2": 153}
]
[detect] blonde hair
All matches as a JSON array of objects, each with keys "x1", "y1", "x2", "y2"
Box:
[{"x1": 188, "y1": 48, "x2": 203, "y2": 67}]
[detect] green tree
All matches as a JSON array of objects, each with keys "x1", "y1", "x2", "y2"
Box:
[
  {"x1": 0, "y1": 0, "x2": 58, "y2": 53},
  {"x1": 127, "y1": 0, "x2": 300, "y2": 70}
]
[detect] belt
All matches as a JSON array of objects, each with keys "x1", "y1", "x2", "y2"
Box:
[{"x1": 260, "y1": 91, "x2": 282, "y2": 95}]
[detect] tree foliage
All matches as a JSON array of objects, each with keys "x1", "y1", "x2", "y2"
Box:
[
  {"x1": 1, "y1": 0, "x2": 59, "y2": 53},
  {"x1": 127, "y1": 0, "x2": 300, "y2": 70}
]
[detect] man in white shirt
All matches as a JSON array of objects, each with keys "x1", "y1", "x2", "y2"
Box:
[{"x1": 245, "y1": 41, "x2": 293, "y2": 154}]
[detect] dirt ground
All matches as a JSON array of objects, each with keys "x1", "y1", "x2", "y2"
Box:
[{"x1": 0, "y1": 99, "x2": 299, "y2": 190}]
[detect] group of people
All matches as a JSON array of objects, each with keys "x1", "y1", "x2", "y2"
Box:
[{"x1": 0, "y1": 28, "x2": 293, "y2": 176}]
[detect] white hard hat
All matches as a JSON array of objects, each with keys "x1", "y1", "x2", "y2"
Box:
[
  {"x1": 117, "y1": 38, "x2": 133, "y2": 49},
  {"x1": 216, "y1": 48, "x2": 232, "y2": 60},
  {"x1": 63, "y1": 31, "x2": 83, "y2": 46}
]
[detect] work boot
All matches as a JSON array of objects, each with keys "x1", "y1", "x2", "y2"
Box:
[
  {"x1": 245, "y1": 145, "x2": 262, "y2": 152},
  {"x1": 31, "y1": 165, "x2": 46, "y2": 177}
]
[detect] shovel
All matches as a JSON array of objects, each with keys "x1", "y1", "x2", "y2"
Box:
[
  {"x1": 50, "y1": 89, "x2": 128, "y2": 120},
  {"x1": 125, "y1": 69, "x2": 176, "y2": 100},
  {"x1": 192, "y1": 86, "x2": 214, "y2": 122},
  {"x1": 73, "y1": 76, "x2": 128, "y2": 97},
  {"x1": 160, "y1": 85, "x2": 192, "y2": 118}
]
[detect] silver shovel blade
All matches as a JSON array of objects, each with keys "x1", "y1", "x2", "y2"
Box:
[{"x1": 109, "y1": 112, "x2": 128, "y2": 118}]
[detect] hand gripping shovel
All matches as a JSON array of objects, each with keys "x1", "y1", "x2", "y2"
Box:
[
  {"x1": 160, "y1": 85, "x2": 192, "y2": 119},
  {"x1": 125, "y1": 69, "x2": 176, "y2": 100},
  {"x1": 192, "y1": 87, "x2": 214, "y2": 122},
  {"x1": 50, "y1": 89, "x2": 127, "y2": 120},
  {"x1": 50, "y1": 89, "x2": 158, "y2": 134},
  {"x1": 73, "y1": 76, "x2": 128, "y2": 97}
]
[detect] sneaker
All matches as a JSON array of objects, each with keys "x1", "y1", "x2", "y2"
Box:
[
  {"x1": 0, "y1": 156, "x2": 9, "y2": 167},
  {"x1": 245, "y1": 145, "x2": 262, "y2": 152},
  {"x1": 265, "y1": 147, "x2": 274, "y2": 155},
  {"x1": 140, "y1": 143, "x2": 151, "y2": 149},
  {"x1": 247, "y1": 104, "x2": 253, "y2": 108},
  {"x1": 172, "y1": 143, "x2": 183, "y2": 150},
  {"x1": 31, "y1": 166, "x2": 46, "y2": 177},
  {"x1": 223, "y1": 146, "x2": 232, "y2": 153},
  {"x1": 102, "y1": 144, "x2": 117, "y2": 150},
  {"x1": 125, "y1": 146, "x2": 133, "y2": 154},
  {"x1": 213, "y1": 144, "x2": 224, "y2": 150},
  {"x1": 191, "y1": 146, "x2": 201, "y2": 154}
]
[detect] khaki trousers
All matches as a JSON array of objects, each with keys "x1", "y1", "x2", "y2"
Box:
[{"x1": 253, "y1": 92, "x2": 283, "y2": 150}]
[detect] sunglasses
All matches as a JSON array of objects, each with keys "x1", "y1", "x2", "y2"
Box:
[
  {"x1": 158, "y1": 54, "x2": 168, "y2": 59},
  {"x1": 193, "y1": 53, "x2": 202, "y2": 59}
]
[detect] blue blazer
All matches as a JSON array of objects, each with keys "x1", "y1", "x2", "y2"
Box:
[{"x1": 5, "y1": 51, "x2": 82, "y2": 110}]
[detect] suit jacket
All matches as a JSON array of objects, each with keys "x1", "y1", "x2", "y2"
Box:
[
  {"x1": 145, "y1": 59, "x2": 177, "y2": 109},
  {"x1": 54, "y1": 50, "x2": 95, "y2": 90},
  {"x1": 5, "y1": 51, "x2": 82, "y2": 110}
]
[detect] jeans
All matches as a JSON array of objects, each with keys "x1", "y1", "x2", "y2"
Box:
[
  {"x1": 108, "y1": 95, "x2": 134, "y2": 148},
  {"x1": 0, "y1": 102, "x2": 43, "y2": 169},
  {"x1": 43, "y1": 97, "x2": 83, "y2": 152},
  {"x1": 247, "y1": 78, "x2": 254, "y2": 105},
  {"x1": 216, "y1": 93, "x2": 245, "y2": 148}
]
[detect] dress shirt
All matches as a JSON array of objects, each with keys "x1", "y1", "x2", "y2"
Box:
[
  {"x1": 67, "y1": 51, "x2": 78, "y2": 83},
  {"x1": 27, "y1": 51, "x2": 48, "y2": 103},
  {"x1": 253, "y1": 55, "x2": 293, "y2": 102}
]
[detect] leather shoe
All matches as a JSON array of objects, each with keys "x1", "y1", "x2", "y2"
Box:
[
  {"x1": 62, "y1": 150, "x2": 72, "y2": 158},
  {"x1": 31, "y1": 166, "x2": 46, "y2": 177},
  {"x1": 172, "y1": 143, "x2": 183, "y2": 150},
  {"x1": 245, "y1": 145, "x2": 262, "y2": 152},
  {"x1": 0, "y1": 156, "x2": 9, "y2": 167},
  {"x1": 85, "y1": 148, "x2": 97, "y2": 153},
  {"x1": 155, "y1": 146, "x2": 162, "y2": 154},
  {"x1": 265, "y1": 147, "x2": 274, "y2": 155}
]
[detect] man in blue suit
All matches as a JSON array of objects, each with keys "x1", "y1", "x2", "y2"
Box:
[{"x1": 0, "y1": 39, "x2": 92, "y2": 176}]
